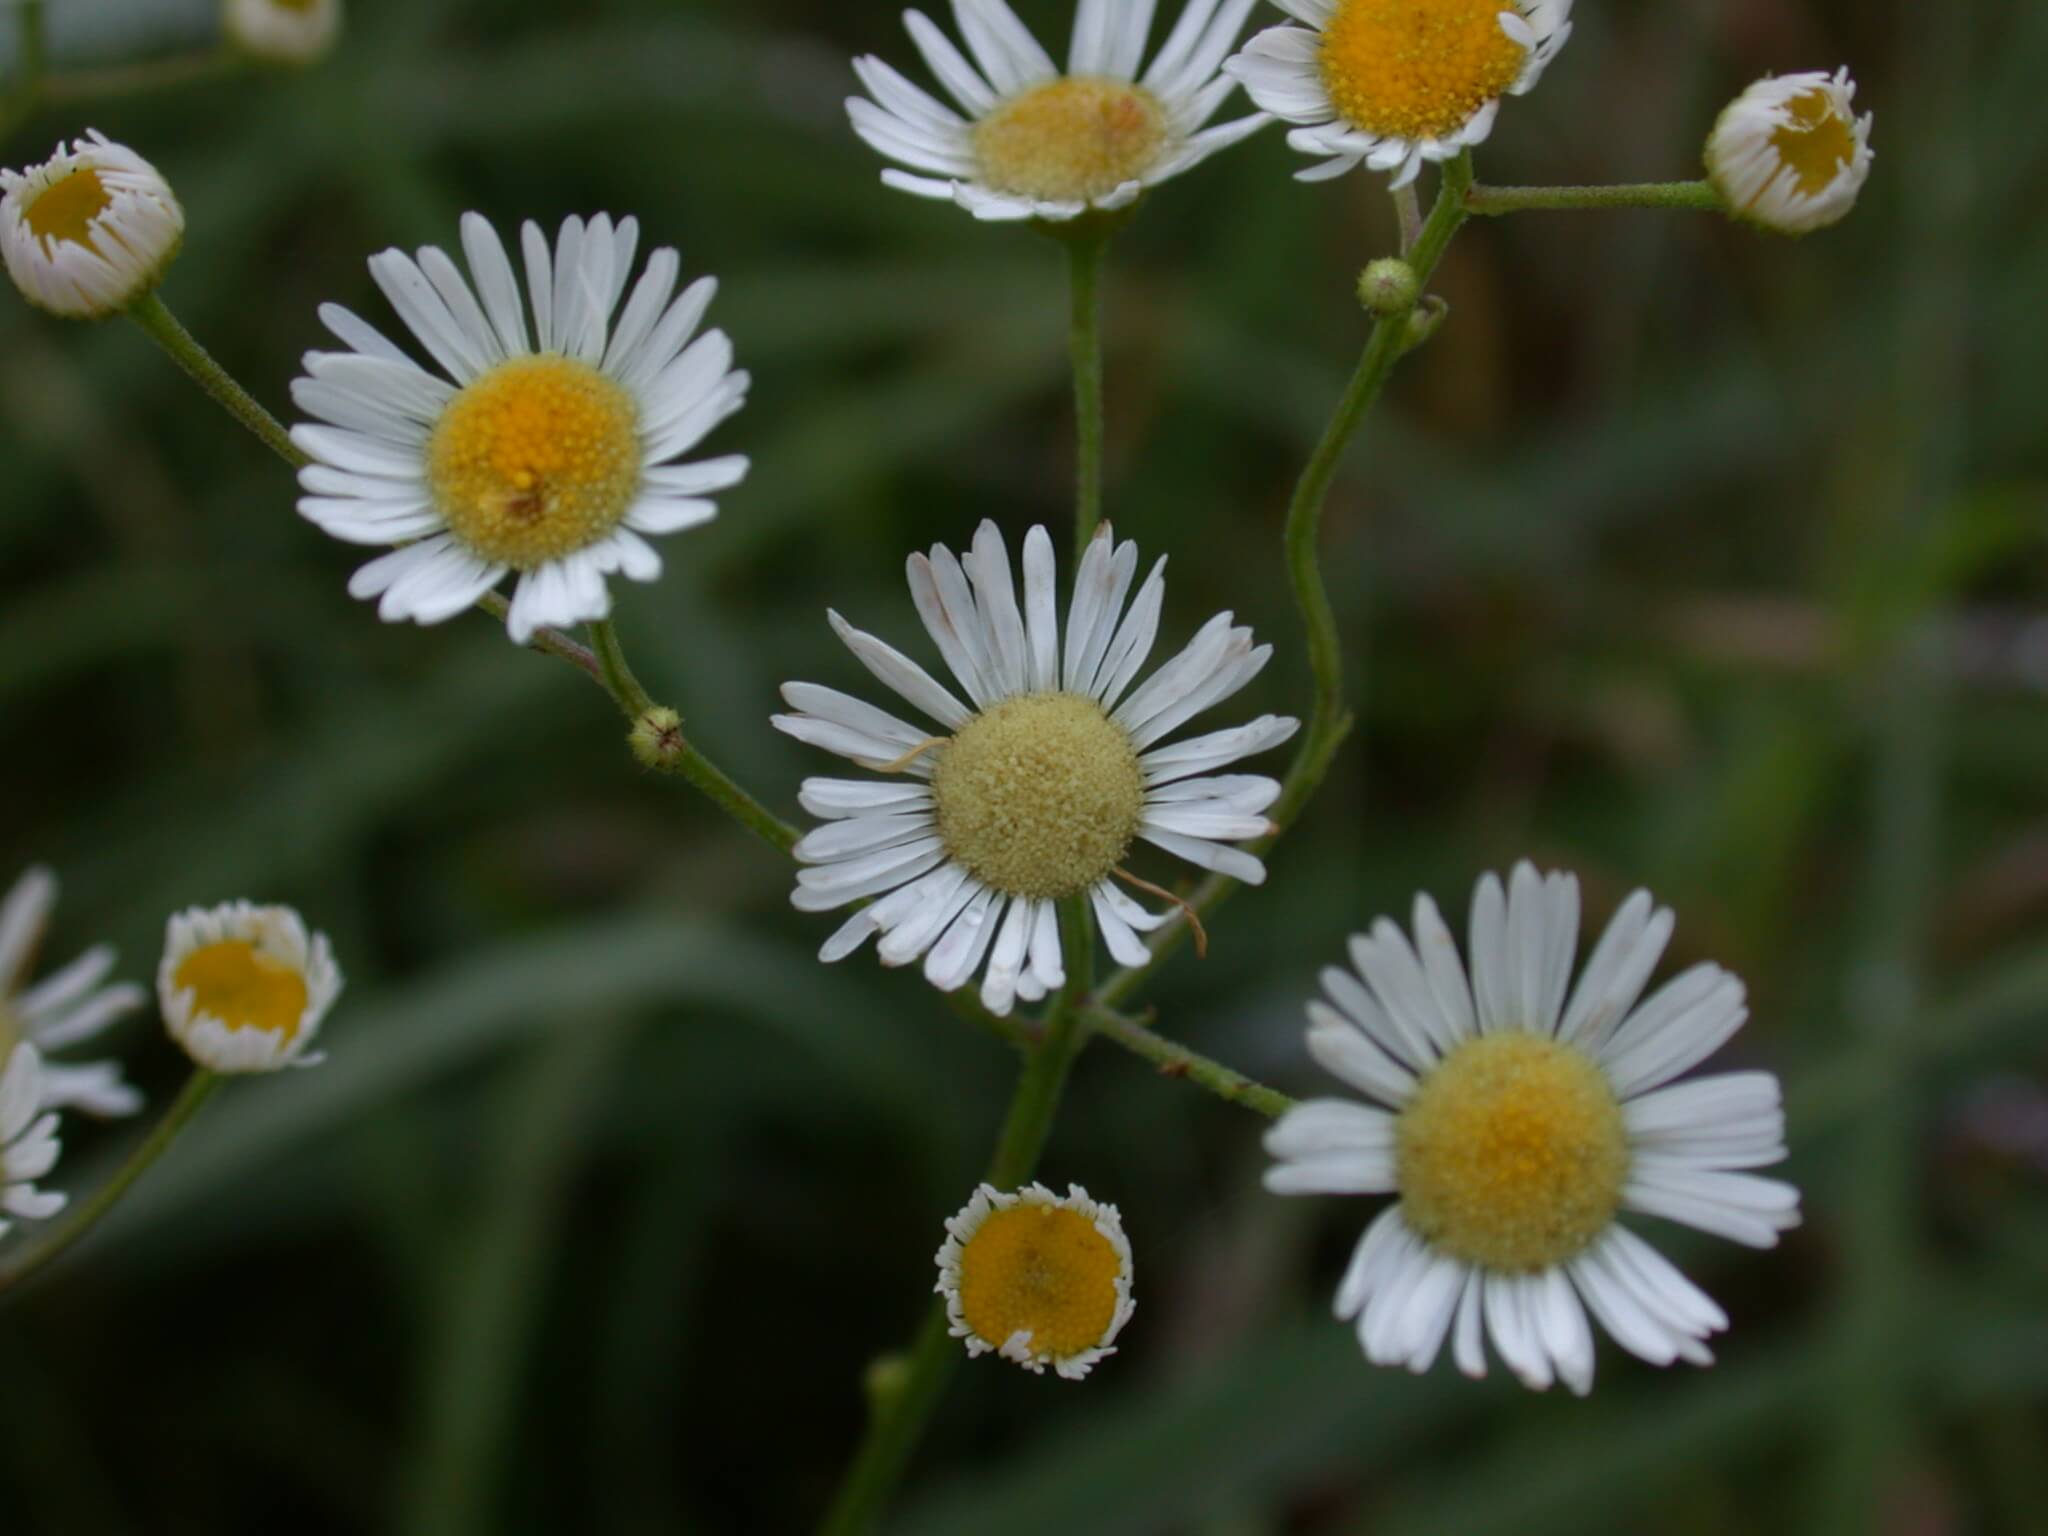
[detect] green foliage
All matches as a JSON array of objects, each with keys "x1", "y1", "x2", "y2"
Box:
[{"x1": 2, "y1": 1, "x2": 2045, "y2": 1532}]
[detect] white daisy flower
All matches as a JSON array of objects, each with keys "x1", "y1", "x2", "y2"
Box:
[
  {"x1": 936, "y1": 1181, "x2": 1135, "y2": 1377},
  {"x1": 0, "y1": 130, "x2": 184, "y2": 318},
  {"x1": 290, "y1": 213, "x2": 751, "y2": 644},
  {"x1": 775, "y1": 520, "x2": 1298, "y2": 1015},
  {"x1": 848, "y1": 0, "x2": 1271, "y2": 223},
  {"x1": 1705, "y1": 68, "x2": 1873, "y2": 237},
  {"x1": 1225, "y1": 0, "x2": 1574, "y2": 188},
  {"x1": 1266, "y1": 864, "x2": 1800, "y2": 1395},
  {"x1": 0, "y1": 867, "x2": 146, "y2": 1118},
  {"x1": 0, "y1": 1045, "x2": 67, "y2": 1240},
  {"x1": 224, "y1": 0, "x2": 344, "y2": 65},
  {"x1": 158, "y1": 901, "x2": 342, "y2": 1074}
]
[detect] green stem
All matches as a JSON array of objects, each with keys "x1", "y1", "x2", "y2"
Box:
[
  {"x1": 817, "y1": 901, "x2": 1093, "y2": 1536},
  {"x1": 127, "y1": 292, "x2": 307, "y2": 468},
  {"x1": 1463, "y1": 180, "x2": 1723, "y2": 216},
  {"x1": 587, "y1": 619, "x2": 658, "y2": 718},
  {"x1": 1093, "y1": 155, "x2": 1473, "y2": 1008},
  {"x1": 0, "y1": 0, "x2": 46, "y2": 138},
  {"x1": 1085, "y1": 1006, "x2": 1294, "y2": 1119},
  {"x1": 42, "y1": 50, "x2": 239, "y2": 102},
  {"x1": 0, "y1": 1070, "x2": 221, "y2": 1293},
  {"x1": 1392, "y1": 183, "x2": 1422, "y2": 252},
  {"x1": 1066, "y1": 232, "x2": 1109, "y2": 556}
]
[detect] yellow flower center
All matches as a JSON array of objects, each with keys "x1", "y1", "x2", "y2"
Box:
[
  {"x1": 22, "y1": 167, "x2": 112, "y2": 249},
  {"x1": 1396, "y1": 1033, "x2": 1629, "y2": 1272},
  {"x1": 427, "y1": 355, "x2": 642, "y2": 570},
  {"x1": 173, "y1": 940, "x2": 309, "y2": 1040},
  {"x1": 1319, "y1": 0, "x2": 1528, "y2": 143},
  {"x1": 958, "y1": 1203, "x2": 1124, "y2": 1359},
  {"x1": 972, "y1": 76, "x2": 1170, "y2": 203},
  {"x1": 932, "y1": 691, "x2": 1144, "y2": 901},
  {"x1": 1768, "y1": 88, "x2": 1857, "y2": 196}
]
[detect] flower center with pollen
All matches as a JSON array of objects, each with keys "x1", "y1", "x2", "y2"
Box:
[
  {"x1": 1319, "y1": 0, "x2": 1529, "y2": 143},
  {"x1": 932, "y1": 691, "x2": 1145, "y2": 901},
  {"x1": 427, "y1": 355, "x2": 641, "y2": 570},
  {"x1": 972, "y1": 76, "x2": 1170, "y2": 202},
  {"x1": 23, "y1": 167, "x2": 111, "y2": 249},
  {"x1": 173, "y1": 941, "x2": 309, "y2": 1040},
  {"x1": 958, "y1": 1203, "x2": 1124, "y2": 1359},
  {"x1": 1768, "y1": 88, "x2": 1857, "y2": 197},
  {"x1": 1396, "y1": 1033, "x2": 1629, "y2": 1272}
]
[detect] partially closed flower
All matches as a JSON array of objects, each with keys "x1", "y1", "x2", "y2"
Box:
[
  {"x1": 1, "y1": 131, "x2": 183, "y2": 319},
  {"x1": 158, "y1": 902, "x2": 341, "y2": 1073},
  {"x1": 1705, "y1": 68, "x2": 1872, "y2": 236}
]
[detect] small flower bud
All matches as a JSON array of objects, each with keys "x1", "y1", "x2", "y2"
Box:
[
  {"x1": 630, "y1": 707, "x2": 685, "y2": 770},
  {"x1": 1401, "y1": 294, "x2": 1451, "y2": 354},
  {"x1": 1705, "y1": 68, "x2": 1873, "y2": 236},
  {"x1": 1357, "y1": 257, "x2": 1419, "y2": 316},
  {"x1": 158, "y1": 902, "x2": 342, "y2": 1074},
  {"x1": 223, "y1": 0, "x2": 344, "y2": 67},
  {"x1": 1, "y1": 132, "x2": 183, "y2": 319}
]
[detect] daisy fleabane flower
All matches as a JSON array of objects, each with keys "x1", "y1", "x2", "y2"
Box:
[
  {"x1": 158, "y1": 902, "x2": 342, "y2": 1074},
  {"x1": 1, "y1": 131, "x2": 183, "y2": 318},
  {"x1": 776, "y1": 521, "x2": 1298, "y2": 1015},
  {"x1": 1266, "y1": 864, "x2": 1800, "y2": 1395},
  {"x1": 1705, "y1": 68, "x2": 1873, "y2": 237},
  {"x1": 291, "y1": 213, "x2": 750, "y2": 643},
  {"x1": 223, "y1": 0, "x2": 343, "y2": 66},
  {"x1": 936, "y1": 1182, "x2": 1135, "y2": 1377},
  {"x1": 0, "y1": 867, "x2": 146, "y2": 1118},
  {"x1": 1226, "y1": 0, "x2": 1573, "y2": 187},
  {"x1": 0, "y1": 1045, "x2": 66, "y2": 1240},
  {"x1": 848, "y1": 0, "x2": 1270, "y2": 223}
]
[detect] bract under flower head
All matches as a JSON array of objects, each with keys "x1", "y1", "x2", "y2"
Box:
[
  {"x1": 1227, "y1": 0, "x2": 1573, "y2": 187},
  {"x1": 935, "y1": 1182, "x2": 1135, "y2": 1377},
  {"x1": 158, "y1": 901, "x2": 342, "y2": 1074},
  {"x1": 1706, "y1": 68, "x2": 1873, "y2": 236},
  {"x1": 1, "y1": 131, "x2": 183, "y2": 318}
]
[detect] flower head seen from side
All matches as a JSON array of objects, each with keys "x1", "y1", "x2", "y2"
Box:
[
  {"x1": 0, "y1": 867, "x2": 146, "y2": 1118},
  {"x1": 848, "y1": 0, "x2": 1271, "y2": 223},
  {"x1": 1265, "y1": 864, "x2": 1800, "y2": 1395},
  {"x1": 936, "y1": 1182, "x2": 1135, "y2": 1377},
  {"x1": 0, "y1": 1045, "x2": 66, "y2": 1240},
  {"x1": 0, "y1": 131, "x2": 183, "y2": 319},
  {"x1": 1706, "y1": 68, "x2": 1873, "y2": 236},
  {"x1": 291, "y1": 213, "x2": 750, "y2": 643},
  {"x1": 775, "y1": 520, "x2": 1298, "y2": 1015},
  {"x1": 158, "y1": 902, "x2": 342, "y2": 1074},
  {"x1": 1226, "y1": 0, "x2": 1573, "y2": 187},
  {"x1": 224, "y1": 0, "x2": 344, "y2": 65}
]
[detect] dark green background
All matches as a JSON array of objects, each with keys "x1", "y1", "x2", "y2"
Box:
[{"x1": 2, "y1": 1, "x2": 2044, "y2": 1531}]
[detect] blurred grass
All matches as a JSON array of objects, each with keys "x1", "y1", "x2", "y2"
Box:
[{"x1": 1, "y1": 0, "x2": 2045, "y2": 1532}]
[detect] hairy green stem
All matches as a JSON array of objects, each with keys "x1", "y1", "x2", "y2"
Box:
[
  {"x1": 1085, "y1": 1005, "x2": 1294, "y2": 1118},
  {"x1": 1464, "y1": 179, "x2": 1722, "y2": 216},
  {"x1": 0, "y1": 0, "x2": 46, "y2": 138},
  {"x1": 1094, "y1": 155, "x2": 1473, "y2": 1007},
  {"x1": 128, "y1": 292, "x2": 307, "y2": 467},
  {"x1": 1066, "y1": 233, "x2": 1109, "y2": 556},
  {"x1": 0, "y1": 1070, "x2": 220, "y2": 1293},
  {"x1": 817, "y1": 901, "x2": 1093, "y2": 1536}
]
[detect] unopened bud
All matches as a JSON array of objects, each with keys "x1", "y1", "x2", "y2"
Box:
[
  {"x1": 223, "y1": 0, "x2": 344, "y2": 67},
  {"x1": 1401, "y1": 294, "x2": 1450, "y2": 353},
  {"x1": 2, "y1": 132, "x2": 183, "y2": 319},
  {"x1": 629, "y1": 707, "x2": 684, "y2": 770},
  {"x1": 1357, "y1": 257, "x2": 1419, "y2": 316}
]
